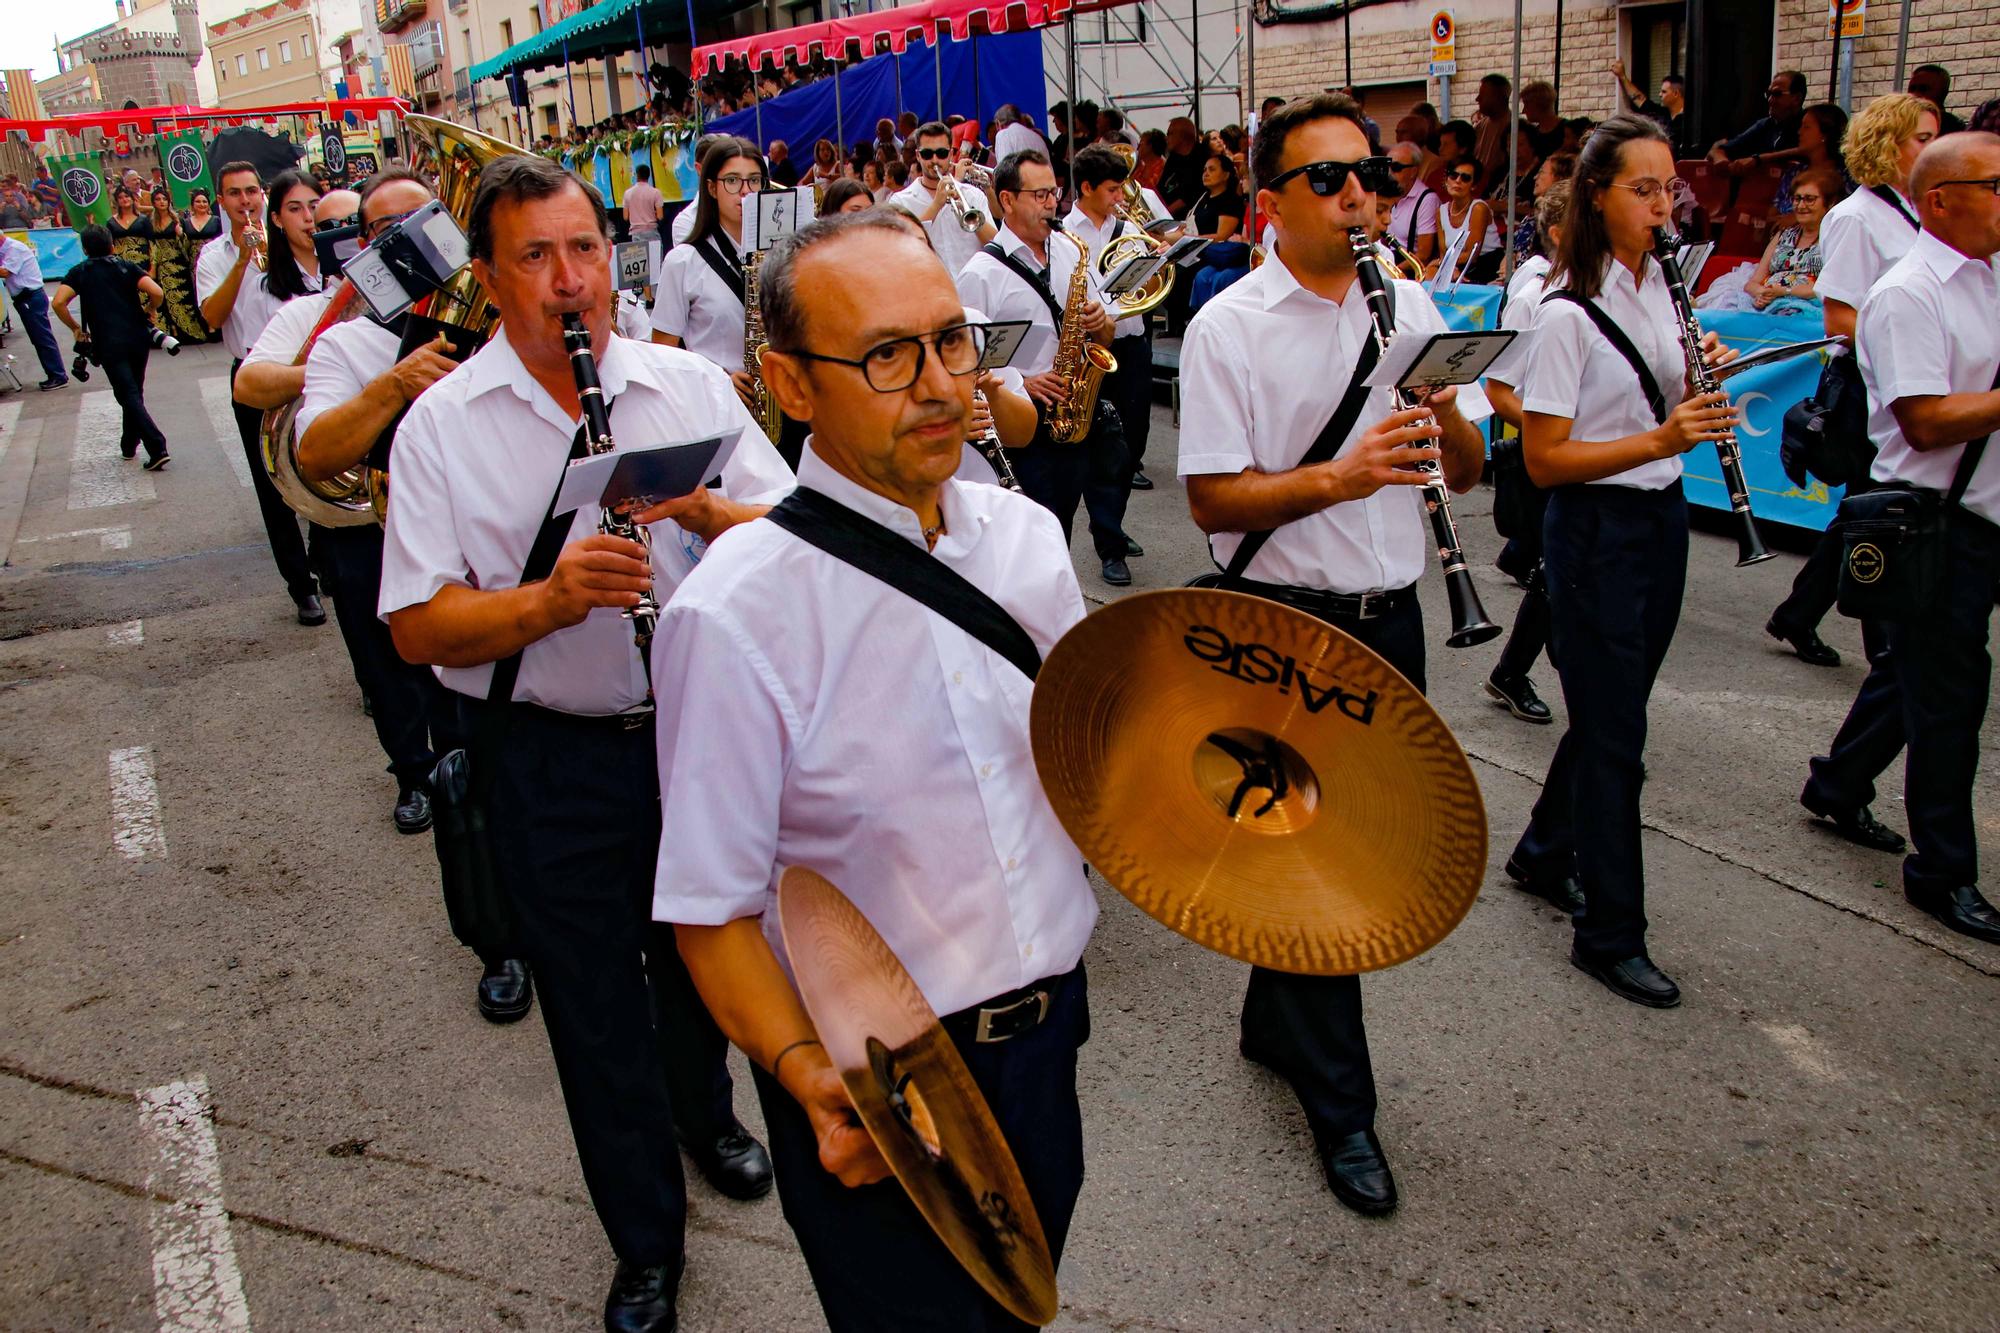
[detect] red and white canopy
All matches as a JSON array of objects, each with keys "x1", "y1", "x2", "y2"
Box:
[{"x1": 692, "y1": 0, "x2": 1132, "y2": 75}]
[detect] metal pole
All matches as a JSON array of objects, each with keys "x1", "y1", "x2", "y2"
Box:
[
  {"x1": 1065, "y1": 18, "x2": 1077, "y2": 200},
  {"x1": 1343, "y1": 0, "x2": 1352, "y2": 89},
  {"x1": 1506, "y1": 0, "x2": 1520, "y2": 282},
  {"x1": 1894, "y1": 0, "x2": 1913, "y2": 88},
  {"x1": 933, "y1": 30, "x2": 944, "y2": 119},
  {"x1": 1838, "y1": 39, "x2": 1855, "y2": 111},
  {"x1": 835, "y1": 57, "x2": 845, "y2": 149},
  {"x1": 1244, "y1": 0, "x2": 1256, "y2": 246},
  {"x1": 1191, "y1": 0, "x2": 1202, "y2": 131},
  {"x1": 1552, "y1": 0, "x2": 1562, "y2": 103},
  {"x1": 685, "y1": 0, "x2": 704, "y2": 130},
  {"x1": 894, "y1": 44, "x2": 904, "y2": 122},
  {"x1": 1828, "y1": 10, "x2": 1840, "y2": 106},
  {"x1": 753, "y1": 59, "x2": 764, "y2": 148},
  {"x1": 634, "y1": 2, "x2": 649, "y2": 104},
  {"x1": 564, "y1": 37, "x2": 579, "y2": 130}
]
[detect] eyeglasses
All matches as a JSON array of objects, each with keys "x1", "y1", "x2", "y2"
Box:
[
  {"x1": 1933, "y1": 177, "x2": 2000, "y2": 195},
  {"x1": 365, "y1": 209, "x2": 417, "y2": 239},
  {"x1": 1268, "y1": 156, "x2": 1398, "y2": 196},
  {"x1": 1791, "y1": 192, "x2": 1823, "y2": 205},
  {"x1": 1607, "y1": 177, "x2": 1685, "y2": 200},
  {"x1": 716, "y1": 173, "x2": 766, "y2": 194},
  {"x1": 1003, "y1": 186, "x2": 1061, "y2": 204},
  {"x1": 916, "y1": 147, "x2": 951, "y2": 160},
  {"x1": 316, "y1": 214, "x2": 359, "y2": 232},
  {"x1": 1447, "y1": 170, "x2": 1477, "y2": 183},
  {"x1": 784, "y1": 321, "x2": 991, "y2": 393}
]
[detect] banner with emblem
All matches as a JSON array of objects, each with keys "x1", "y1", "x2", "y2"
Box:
[
  {"x1": 48, "y1": 151, "x2": 110, "y2": 229},
  {"x1": 158, "y1": 129, "x2": 213, "y2": 210}
]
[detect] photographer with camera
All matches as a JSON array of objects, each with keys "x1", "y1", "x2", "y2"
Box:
[{"x1": 51, "y1": 224, "x2": 172, "y2": 469}]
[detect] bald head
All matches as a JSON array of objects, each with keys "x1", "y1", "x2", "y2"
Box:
[
  {"x1": 315, "y1": 189, "x2": 360, "y2": 225},
  {"x1": 1912, "y1": 131, "x2": 2000, "y2": 260},
  {"x1": 1911, "y1": 131, "x2": 2000, "y2": 205}
]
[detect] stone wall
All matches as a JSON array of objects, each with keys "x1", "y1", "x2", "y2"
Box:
[{"x1": 1776, "y1": 0, "x2": 1999, "y2": 117}]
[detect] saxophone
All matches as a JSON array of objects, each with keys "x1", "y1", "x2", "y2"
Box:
[
  {"x1": 1046, "y1": 226, "x2": 1118, "y2": 445},
  {"x1": 743, "y1": 246, "x2": 783, "y2": 442}
]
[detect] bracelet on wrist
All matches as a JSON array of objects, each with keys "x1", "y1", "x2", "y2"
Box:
[{"x1": 771, "y1": 1036, "x2": 822, "y2": 1082}]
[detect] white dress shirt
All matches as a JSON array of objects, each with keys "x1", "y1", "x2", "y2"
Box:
[
  {"x1": 240, "y1": 288, "x2": 333, "y2": 369},
  {"x1": 1061, "y1": 204, "x2": 1146, "y2": 339},
  {"x1": 650, "y1": 231, "x2": 747, "y2": 371},
  {"x1": 1519, "y1": 256, "x2": 1686, "y2": 490},
  {"x1": 1389, "y1": 183, "x2": 1441, "y2": 250},
  {"x1": 1177, "y1": 253, "x2": 1488, "y2": 593},
  {"x1": 0, "y1": 235, "x2": 43, "y2": 293},
  {"x1": 650, "y1": 446, "x2": 1096, "y2": 1016},
  {"x1": 670, "y1": 202, "x2": 697, "y2": 247},
  {"x1": 1862, "y1": 229, "x2": 2000, "y2": 525},
  {"x1": 891, "y1": 172, "x2": 990, "y2": 276},
  {"x1": 1489, "y1": 255, "x2": 1553, "y2": 389},
  {"x1": 955, "y1": 224, "x2": 1098, "y2": 377},
  {"x1": 296, "y1": 317, "x2": 402, "y2": 440},
  {"x1": 1815, "y1": 185, "x2": 1922, "y2": 310},
  {"x1": 379, "y1": 330, "x2": 795, "y2": 713},
  {"x1": 195, "y1": 234, "x2": 317, "y2": 360},
  {"x1": 994, "y1": 122, "x2": 1045, "y2": 163}
]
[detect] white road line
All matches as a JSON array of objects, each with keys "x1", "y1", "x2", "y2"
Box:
[
  {"x1": 199, "y1": 379, "x2": 254, "y2": 488},
  {"x1": 68, "y1": 393, "x2": 157, "y2": 510},
  {"x1": 138, "y1": 1076, "x2": 253, "y2": 1333},
  {"x1": 101, "y1": 528, "x2": 132, "y2": 550},
  {"x1": 108, "y1": 619, "x2": 145, "y2": 646},
  {"x1": 108, "y1": 745, "x2": 167, "y2": 862},
  {"x1": 17, "y1": 523, "x2": 129, "y2": 543}
]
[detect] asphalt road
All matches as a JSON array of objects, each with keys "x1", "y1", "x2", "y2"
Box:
[{"x1": 1, "y1": 329, "x2": 1996, "y2": 1332}]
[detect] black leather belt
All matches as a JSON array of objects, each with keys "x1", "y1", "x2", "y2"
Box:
[
  {"x1": 466, "y1": 698, "x2": 656, "y2": 731},
  {"x1": 1232, "y1": 577, "x2": 1416, "y2": 622},
  {"x1": 940, "y1": 969, "x2": 1073, "y2": 1044}
]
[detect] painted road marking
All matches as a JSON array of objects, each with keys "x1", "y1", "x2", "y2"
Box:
[
  {"x1": 18, "y1": 523, "x2": 129, "y2": 543},
  {"x1": 108, "y1": 746, "x2": 167, "y2": 862},
  {"x1": 199, "y1": 379, "x2": 254, "y2": 488},
  {"x1": 68, "y1": 393, "x2": 156, "y2": 510},
  {"x1": 101, "y1": 528, "x2": 132, "y2": 550},
  {"x1": 138, "y1": 1076, "x2": 253, "y2": 1333},
  {"x1": 108, "y1": 619, "x2": 144, "y2": 646}
]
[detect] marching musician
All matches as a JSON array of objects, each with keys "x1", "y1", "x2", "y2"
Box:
[
  {"x1": 379, "y1": 156, "x2": 791, "y2": 1333},
  {"x1": 1849, "y1": 131, "x2": 2000, "y2": 944},
  {"x1": 199, "y1": 163, "x2": 326, "y2": 626},
  {"x1": 955, "y1": 150, "x2": 1136, "y2": 586},
  {"x1": 231, "y1": 189, "x2": 357, "y2": 410},
  {"x1": 1784, "y1": 93, "x2": 1940, "y2": 857},
  {"x1": 1505, "y1": 115, "x2": 1737, "y2": 1010},
  {"x1": 889, "y1": 119, "x2": 998, "y2": 274},
  {"x1": 654, "y1": 211, "x2": 1098, "y2": 1328},
  {"x1": 1177, "y1": 94, "x2": 1489, "y2": 1216},
  {"x1": 649, "y1": 135, "x2": 763, "y2": 407}
]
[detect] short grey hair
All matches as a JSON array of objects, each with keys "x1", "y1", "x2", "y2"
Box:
[{"x1": 761, "y1": 212, "x2": 933, "y2": 353}]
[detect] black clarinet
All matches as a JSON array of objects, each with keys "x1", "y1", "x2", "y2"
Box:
[
  {"x1": 1346, "y1": 228, "x2": 1501, "y2": 648},
  {"x1": 1652, "y1": 228, "x2": 1774, "y2": 567},
  {"x1": 561, "y1": 313, "x2": 660, "y2": 651}
]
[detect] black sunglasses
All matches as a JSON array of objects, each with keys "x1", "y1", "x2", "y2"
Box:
[
  {"x1": 916, "y1": 147, "x2": 951, "y2": 160},
  {"x1": 1267, "y1": 156, "x2": 1397, "y2": 197}
]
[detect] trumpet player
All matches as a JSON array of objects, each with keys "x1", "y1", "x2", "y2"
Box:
[
  {"x1": 1178, "y1": 95, "x2": 1488, "y2": 1218},
  {"x1": 890, "y1": 121, "x2": 997, "y2": 274},
  {"x1": 199, "y1": 162, "x2": 325, "y2": 627}
]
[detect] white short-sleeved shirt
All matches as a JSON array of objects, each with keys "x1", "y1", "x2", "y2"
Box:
[
  {"x1": 240, "y1": 288, "x2": 333, "y2": 370},
  {"x1": 1863, "y1": 230, "x2": 2000, "y2": 525},
  {"x1": 0, "y1": 235, "x2": 43, "y2": 293},
  {"x1": 1519, "y1": 257, "x2": 1686, "y2": 490},
  {"x1": 296, "y1": 317, "x2": 401, "y2": 440},
  {"x1": 1177, "y1": 253, "x2": 1490, "y2": 593},
  {"x1": 955, "y1": 224, "x2": 1100, "y2": 377},
  {"x1": 994, "y1": 122, "x2": 1045, "y2": 163},
  {"x1": 650, "y1": 232, "x2": 747, "y2": 371},
  {"x1": 670, "y1": 202, "x2": 697, "y2": 247},
  {"x1": 1062, "y1": 205, "x2": 1147, "y2": 340},
  {"x1": 650, "y1": 446, "x2": 1095, "y2": 1016},
  {"x1": 379, "y1": 330, "x2": 795, "y2": 714},
  {"x1": 1815, "y1": 185, "x2": 1922, "y2": 311},
  {"x1": 195, "y1": 234, "x2": 315, "y2": 360},
  {"x1": 1489, "y1": 255, "x2": 1553, "y2": 389},
  {"x1": 891, "y1": 173, "x2": 990, "y2": 276}
]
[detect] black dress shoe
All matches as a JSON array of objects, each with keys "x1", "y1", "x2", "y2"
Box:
[
  {"x1": 1765, "y1": 617, "x2": 1840, "y2": 667},
  {"x1": 1494, "y1": 540, "x2": 1535, "y2": 588},
  {"x1": 476, "y1": 959, "x2": 533, "y2": 1023},
  {"x1": 1101, "y1": 557, "x2": 1132, "y2": 586},
  {"x1": 393, "y1": 786, "x2": 433, "y2": 834},
  {"x1": 1503, "y1": 855, "x2": 1585, "y2": 915},
  {"x1": 294, "y1": 593, "x2": 326, "y2": 626},
  {"x1": 679, "y1": 1120, "x2": 774, "y2": 1200},
  {"x1": 1484, "y1": 673, "x2": 1553, "y2": 724},
  {"x1": 1800, "y1": 792, "x2": 1907, "y2": 853},
  {"x1": 1123, "y1": 535, "x2": 1145, "y2": 557},
  {"x1": 1129, "y1": 469, "x2": 1154, "y2": 490},
  {"x1": 1906, "y1": 884, "x2": 2000, "y2": 945},
  {"x1": 604, "y1": 1259, "x2": 678, "y2": 1333},
  {"x1": 1310, "y1": 1126, "x2": 1397, "y2": 1216},
  {"x1": 1570, "y1": 949, "x2": 1681, "y2": 1008}
]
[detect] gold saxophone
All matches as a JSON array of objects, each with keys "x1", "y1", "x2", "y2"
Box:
[
  {"x1": 1047, "y1": 226, "x2": 1117, "y2": 445},
  {"x1": 743, "y1": 246, "x2": 782, "y2": 442}
]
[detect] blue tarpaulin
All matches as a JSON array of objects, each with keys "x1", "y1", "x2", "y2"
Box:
[
  {"x1": 8, "y1": 228, "x2": 86, "y2": 280},
  {"x1": 708, "y1": 30, "x2": 1045, "y2": 156}
]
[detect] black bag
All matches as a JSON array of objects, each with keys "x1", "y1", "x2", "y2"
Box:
[
  {"x1": 1781, "y1": 352, "x2": 1872, "y2": 488},
  {"x1": 428, "y1": 424, "x2": 594, "y2": 956},
  {"x1": 1488, "y1": 433, "x2": 1547, "y2": 544}
]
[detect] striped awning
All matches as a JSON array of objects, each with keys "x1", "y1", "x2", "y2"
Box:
[{"x1": 467, "y1": 0, "x2": 761, "y2": 84}]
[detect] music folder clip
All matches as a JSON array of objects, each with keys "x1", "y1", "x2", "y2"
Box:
[{"x1": 554, "y1": 427, "x2": 745, "y2": 517}]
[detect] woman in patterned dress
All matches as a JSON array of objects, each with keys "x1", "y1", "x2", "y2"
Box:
[{"x1": 140, "y1": 186, "x2": 207, "y2": 344}]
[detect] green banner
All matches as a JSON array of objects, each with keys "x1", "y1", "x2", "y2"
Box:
[
  {"x1": 159, "y1": 130, "x2": 213, "y2": 210},
  {"x1": 49, "y1": 152, "x2": 110, "y2": 229}
]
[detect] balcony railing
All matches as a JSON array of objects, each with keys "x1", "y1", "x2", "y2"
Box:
[{"x1": 374, "y1": 0, "x2": 426, "y2": 32}]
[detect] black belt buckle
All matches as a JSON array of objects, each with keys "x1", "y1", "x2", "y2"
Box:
[
  {"x1": 1352, "y1": 591, "x2": 1391, "y2": 621},
  {"x1": 972, "y1": 988, "x2": 1051, "y2": 1043},
  {"x1": 617, "y1": 708, "x2": 654, "y2": 731}
]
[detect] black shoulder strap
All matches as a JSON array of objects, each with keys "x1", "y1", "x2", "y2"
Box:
[
  {"x1": 981, "y1": 241, "x2": 1066, "y2": 325},
  {"x1": 765, "y1": 486, "x2": 1043, "y2": 681},
  {"x1": 692, "y1": 233, "x2": 747, "y2": 306},
  {"x1": 1222, "y1": 334, "x2": 1382, "y2": 581},
  {"x1": 1544, "y1": 291, "x2": 1669, "y2": 426},
  {"x1": 1870, "y1": 185, "x2": 1921, "y2": 231},
  {"x1": 485, "y1": 418, "x2": 599, "y2": 709},
  {"x1": 1405, "y1": 184, "x2": 1431, "y2": 248},
  {"x1": 1944, "y1": 361, "x2": 2000, "y2": 508}
]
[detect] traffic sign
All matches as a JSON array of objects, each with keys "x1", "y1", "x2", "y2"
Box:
[{"x1": 1430, "y1": 9, "x2": 1457, "y2": 77}]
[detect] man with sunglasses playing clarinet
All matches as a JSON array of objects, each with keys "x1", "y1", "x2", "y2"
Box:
[
  {"x1": 1178, "y1": 94, "x2": 1489, "y2": 1218},
  {"x1": 892, "y1": 120, "x2": 998, "y2": 275}
]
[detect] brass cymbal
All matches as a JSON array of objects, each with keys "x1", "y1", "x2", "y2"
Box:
[
  {"x1": 1031, "y1": 588, "x2": 1487, "y2": 975},
  {"x1": 776, "y1": 866, "x2": 1059, "y2": 1326}
]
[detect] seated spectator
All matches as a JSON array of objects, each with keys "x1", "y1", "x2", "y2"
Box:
[
  {"x1": 1134, "y1": 129, "x2": 1167, "y2": 191},
  {"x1": 1097, "y1": 107, "x2": 1136, "y2": 147},
  {"x1": 1189, "y1": 151, "x2": 1244, "y2": 243},
  {"x1": 805, "y1": 138, "x2": 841, "y2": 189},
  {"x1": 1510, "y1": 149, "x2": 1575, "y2": 264},
  {"x1": 1386, "y1": 141, "x2": 1441, "y2": 265},
  {"x1": 768, "y1": 139, "x2": 800, "y2": 187},
  {"x1": 817, "y1": 178, "x2": 873, "y2": 217},
  {"x1": 1699, "y1": 166, "x2": 1840, "y2": 314},
  {"x1": 885, "y1": 160, "x2": 910, "y2": 193},
  {"x1": 1708, "y1": 70, "x2": 1807, "y2": 176},
  {"x1": 862, "y1": 160, "x2": 890, "y2": 204},
  {"x1": 1907, "y1": 64, "x2": 1965, "y2": 135},
  {"x1": 1430, "y1": 157, "x2": 1502, "y2": 284},
  {"x1": 1775, "y1": 103, "x2": 1848, "y2": 218},
  {"x1": 1428, "y1": 119, "x2": 1476, "y2": 194}
]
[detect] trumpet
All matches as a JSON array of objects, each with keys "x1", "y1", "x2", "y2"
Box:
[
  {"x1": 947, "y1": 163, "x2": 994, "y2": 232},
  {"x1": 243, "y1": 221, "x2": 268, "y2": 271}
]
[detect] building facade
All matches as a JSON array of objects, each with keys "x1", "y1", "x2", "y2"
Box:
[
  {"x1": 43, "y1": 0, "x2": 207, "y2": 116},
  {"x1": 450, "y1": 0, "x2": 646, "y2": 145},
  {"x1": 208, "y1": 0, "x2": 327, "y2": 108}
]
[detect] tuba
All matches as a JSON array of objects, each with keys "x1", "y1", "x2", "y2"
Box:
[
  {"x1": 1047, "y1": 225, "x2": 1117, "y2": 445},
  {"x1": 261, "y1": 280, "x2": 378, "y2": 525}
]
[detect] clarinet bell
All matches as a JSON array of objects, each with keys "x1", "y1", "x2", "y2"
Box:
[
  {"x1": 1735, "y1": 516, "x2": 1776, "y2": 567},
  {"x1": 1444, "y1": 570, "x2": 1503, "y2": 648}
]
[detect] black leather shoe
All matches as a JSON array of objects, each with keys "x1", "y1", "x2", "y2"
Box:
[
  {"x1": 1129, "y1": 469, "x2": 1154, "y2": 490},
  {"x1": 1906, "y1": 884, "x2": 2000, "y2": 945},
  {"x1": 1570, "y1": 949, "x2": 1681, "y2": 1008},
  {"x1": 1123, "y1": 535, "x2": 1145, "y2": 557},
  {"x1": 294, "y1": 594, "x2": 326, "y2": 626},
  {"x1": 1800, "y1": 792, "x2": 1907, "y2": 853},
  {"x1": 393, "y1": 786, "x2": 433, "y2": 834},
  {"x1": 1494, "y1": 541, "x2": 1535, "y2": 588},
  {"x1": 1503, "y1": 855, "x2": 1585, "y2": 915},
  {"x1": 1101, "y1": 557, "x2": 1132, "y2": 586},
  {"x1": 1766, "y1": 617, "x2": 1840, "y2": 667},
  {"x1": 143, "y1": 452, "x2": 171, "y2": 472},
  {"x1": 477, "y1": 959, "x2": 533, "y2": 1024},
  {"x1": 1311, "y1": 1126, "x2": 1397, "y2": 1216},
  {"x1": 604, "y1": 1259, "x2": 678, "y2": 1333},
  {"x1": 680, "y1": 1120, "x2": 774, "y2": 1201},
  {"x1": 1485, "y1": 673, "x2": 1553, "y2": 724}
]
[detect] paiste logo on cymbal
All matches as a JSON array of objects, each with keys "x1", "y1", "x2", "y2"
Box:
[
  {"x1": 1182, "y1": 623, "x2": 1379, "y2": 724},
  {"x1": 1847, "y1": 542, "x2": 1885, "y2": 585}
]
